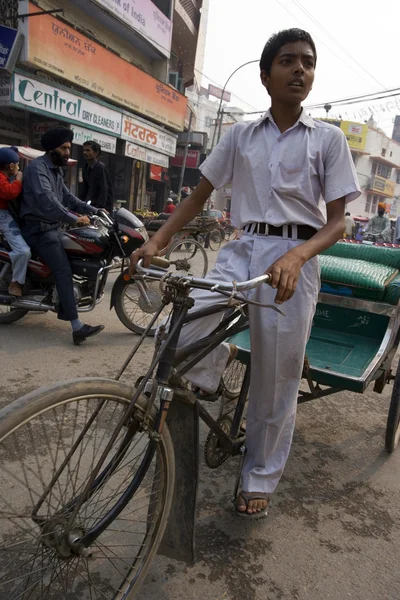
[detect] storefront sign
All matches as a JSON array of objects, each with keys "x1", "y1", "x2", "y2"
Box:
[
  {"x1": 340, "y1": 120, "x2": 368, "y2": 151},
  {"x1": 208, "y1": 84, "x2": 231, "y2": 103},
  {"x1": 12, "y1": 73, "x2": 122, "y2": 136},
  {"x1": 93, "y1": 0, "x2": 172, "y2": 58},
  {"x1": 31, "y1": 120, "x2": 60, "y2": 146},
  {"x1": 122, "y1": 114, "x2": 177, "y2": 157},
  {"x1": 324, "y1": 118, "x2": 368, "y2": 151},
  {"x1": 149, "y1": 164, "x2": 162, "y2": 181},
  {"x1": 0, "y1": 25, "x2": 24, "y2": 73},
  {"x1": 125, "y1": 141, "x2": 169, "y2": 168},
  {"x1": 19, "y1": 1, "x2": 186, "y2": 131},
  {"x1": 70, "y1": 125, "x2": 117, "y2": 154},
  {"x1": 170, "y1": 148, "x2": 200, "y2": 169},
  {"x1": 371, "y1": 175, "x2": 395, "y2": 197}
]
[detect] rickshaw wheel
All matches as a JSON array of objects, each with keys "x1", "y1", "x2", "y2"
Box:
[{"x1": 385, "y1": 360, "x2": 400, "y2": 453}]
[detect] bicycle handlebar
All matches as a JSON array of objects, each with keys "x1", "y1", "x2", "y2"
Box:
[{"x1": 136, "y1": 258, "x2": 271, "y2": 292}]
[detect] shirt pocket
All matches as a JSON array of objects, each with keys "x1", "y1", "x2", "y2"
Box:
[{"x1": 273, "y1": 161, "x2": 307, "y2": 196}]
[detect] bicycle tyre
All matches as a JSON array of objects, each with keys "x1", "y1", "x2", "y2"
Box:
[
  {"x1": 208, "y1": 229, "x2": 223, "y2": 251},
  {"x1": 166, "y1": 238, "x2": 208, "y2": 278},
  {"x1": 0, "y1": 378, "x2": 175, "y2": 599},
  {"x1": 113, "y1": 274, "x2": 170, "y2": 336}
]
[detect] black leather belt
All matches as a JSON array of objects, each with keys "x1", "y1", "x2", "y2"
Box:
[{"x1": 243, "y1": 223, "x2": 317, "y2": 240}]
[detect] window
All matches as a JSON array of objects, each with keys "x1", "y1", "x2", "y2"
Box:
[
  {"x1": 382, "y1": 148, "x2": 386, "y2": 157},
  {"x1": 365, "y1": 194, "x2": 380, "y2": 213},
  {"x1": 397, "y1": 171, "x2": 400, "y2": 184},
  {"x1": 205, "y1": 116, "x2": 212, "y2": 128},
  {"x1": 372, "y1": 161, "x2": 392, "y2": 179}
]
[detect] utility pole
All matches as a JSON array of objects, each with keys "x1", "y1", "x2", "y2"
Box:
[{"x1": 176, "y1": 110, "x2": 193, "y2": 203}]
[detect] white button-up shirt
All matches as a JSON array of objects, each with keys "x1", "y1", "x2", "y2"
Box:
[{"x1": 199, "y1": 109, "x2": 361, "y2": 230}]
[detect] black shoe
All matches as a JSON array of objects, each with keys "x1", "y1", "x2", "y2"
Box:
[{"x1": 73, "y1": 324, "x2": 105, "y2": 345}]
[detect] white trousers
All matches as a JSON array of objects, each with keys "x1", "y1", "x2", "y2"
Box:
[{"x1": 175, "y1": 234, "x2": 320, "y2": 494}]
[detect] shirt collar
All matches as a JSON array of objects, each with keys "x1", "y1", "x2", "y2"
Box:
[{"x1": 257, "y1": 108, "x2": 315, "y2": 129}]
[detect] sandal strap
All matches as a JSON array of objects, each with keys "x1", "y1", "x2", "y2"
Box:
[{"x1": 239, "y1": 491, "x2": 270, "y2": 503}]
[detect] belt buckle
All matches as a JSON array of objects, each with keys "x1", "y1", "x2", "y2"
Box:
[{"x1": 263, "y1": 223, "x2": 269, "y2": 236}]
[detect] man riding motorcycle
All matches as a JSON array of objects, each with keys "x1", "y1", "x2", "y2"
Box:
[
  {"x1": 20, "y1": 127, "x2": 104, "y2": 345},
  {"x1": 363, "y1": 202, "x2": 392, "y2": 243}
]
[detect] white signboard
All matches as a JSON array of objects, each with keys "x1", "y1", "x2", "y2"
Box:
[
  {"x1": 70, "y1": 124, "x2": 117, "y2": 154},
  {"x1": 125, "y1": 141, "x2": 169, "y2": 168},
  {"x1": 94, "y1": 0, "x2": 172, "y2": 57},
  {"x1": 12, "y1": 73, "x2": 122, "y2": 136},
  {"x1": 122, "y1": 113, "x2": 176, "y2": 157}
]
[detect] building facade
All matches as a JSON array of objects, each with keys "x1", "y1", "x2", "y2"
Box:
[{"x1": 0, "y1": 0, "x2": 206, "y2": 212}]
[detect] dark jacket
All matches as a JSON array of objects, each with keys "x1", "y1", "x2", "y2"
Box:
[
  {"x1": 20, "y1": 154, "x2": 95, "y2": 227},
  {"x1": 80, "y1": 161, "x2": 114, "y2": 213}
]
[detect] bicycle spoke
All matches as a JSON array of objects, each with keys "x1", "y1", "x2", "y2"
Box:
[{"x1": 0, "y1": 387, "x2": 172, "y2": 599}]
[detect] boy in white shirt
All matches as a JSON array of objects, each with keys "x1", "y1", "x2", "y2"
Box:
[{"x1": 131, "y1": 28, "x2": 360, "y2": 518}]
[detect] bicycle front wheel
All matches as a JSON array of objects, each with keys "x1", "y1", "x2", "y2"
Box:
[
  {"x1": 0, "y1": 378, "x2": 175, "y2": 599},
  {"x1": 166, "y1": 238, "x2": 208, "y2": 277}
]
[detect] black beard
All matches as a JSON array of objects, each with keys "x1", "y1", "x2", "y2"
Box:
[{"x1": 50, "y1": 151, "x2": 68, "y2": 167}]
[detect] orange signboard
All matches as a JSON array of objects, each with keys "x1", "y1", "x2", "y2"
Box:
[{"x1": 21, "y1": 2, "x2": 186, "y2": 131}]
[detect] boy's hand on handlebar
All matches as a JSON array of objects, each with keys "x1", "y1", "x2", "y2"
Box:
[
  {"x1": 130, "y1": 240, "x2": 161, "y2": 275},
  {"x1": 76, "y1": 215, "x2": 91, "y2": 227},
  {"x1": 265, "y1": 251, "x2": 305, "y2": 304}
]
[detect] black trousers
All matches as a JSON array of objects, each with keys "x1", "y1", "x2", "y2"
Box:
[{"x1": 22, "y1": 224, "x2": 78, "y2": 321}]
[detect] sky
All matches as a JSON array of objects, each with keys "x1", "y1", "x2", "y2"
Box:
[{"x1": 199, "y1": 0, "x2": 399, "y2": 135}]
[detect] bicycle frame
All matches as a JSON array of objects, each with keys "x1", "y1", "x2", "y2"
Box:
[{"x1": 35, "y1": 278, "x2": 251, "y2": 552}]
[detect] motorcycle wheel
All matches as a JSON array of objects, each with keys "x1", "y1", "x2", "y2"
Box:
[
  {"x1": 0, "y1": 260, "x2": 28, "y2": 324},
  {"x1": 114, "y1": 276, "x2": 170, "y2": 336}
]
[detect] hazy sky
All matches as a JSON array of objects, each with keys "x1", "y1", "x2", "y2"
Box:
[{"x1": 200, "y1": 0, "x2": 399, "y2": 134}]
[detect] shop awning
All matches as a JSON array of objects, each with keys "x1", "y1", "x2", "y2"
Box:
[
  {"x1": 369, "y1": 155, "x2": 400, "y2": 168},
  {"x1": 0, "y1": 144, "x2": 77, "y2": 165}
]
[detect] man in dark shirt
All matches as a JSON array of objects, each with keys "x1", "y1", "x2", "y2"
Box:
[
  {"x1": 80, "y1": 141, "x2": 114, "y2": 213},
  {"x1": 21, "y1": 127, "x2": 104, "y2": 345}
]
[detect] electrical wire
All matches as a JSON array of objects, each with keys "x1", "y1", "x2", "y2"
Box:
[
  {"x1": 273, "y1": 0, "x2": 385, "y2": 92},
  {"x1": 291, "y1": 0, "x2": 386, "y2": 89}
]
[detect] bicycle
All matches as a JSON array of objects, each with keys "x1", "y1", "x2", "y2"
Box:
[{"x1": 0, "y1": 258, "x2": 274, "y2": 599}]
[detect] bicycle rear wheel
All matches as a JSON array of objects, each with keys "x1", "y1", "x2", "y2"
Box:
[{"x1": 0, "y1": 378, "x2": 175, "y2": 599}]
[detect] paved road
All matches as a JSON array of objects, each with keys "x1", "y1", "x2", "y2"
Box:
[{"x1": 0, "y1": 255, "x2": 399, "y2": 600}]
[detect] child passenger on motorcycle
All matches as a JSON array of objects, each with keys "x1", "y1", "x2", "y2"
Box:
[{"x1": 0, "y1": 147, "x2": 31, "y2": 297}]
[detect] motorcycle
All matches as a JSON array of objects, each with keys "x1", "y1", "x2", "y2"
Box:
[{"x1": 0, "y1": 208, "x2": 152, "y2": 331}]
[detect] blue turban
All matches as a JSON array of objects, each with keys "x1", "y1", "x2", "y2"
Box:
[{"x1": 0, "y1": 147, "x2": 19, "y2": 165}]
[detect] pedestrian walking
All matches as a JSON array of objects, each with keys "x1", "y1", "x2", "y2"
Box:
[{"x1": 80, "y1": 141, "x2": 114, "y2": 213}]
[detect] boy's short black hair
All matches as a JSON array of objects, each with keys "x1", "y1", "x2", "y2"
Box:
[
  {"x1": 345, "y1": 212, "x2": 351, "y2": 216},
  {"x1": 83, "y1": 140, "x2": 101, "y2": 155},
  {"x1": 260, "y1": 28, "x2": 317, "y2": 76}
]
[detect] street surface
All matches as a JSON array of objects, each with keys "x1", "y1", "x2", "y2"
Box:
[{"x1": 0, "y1": 250, "x2": 399, "y2": 600}]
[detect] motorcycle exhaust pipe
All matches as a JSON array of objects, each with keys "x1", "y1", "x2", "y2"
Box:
[{"x1": 0, "y1": 294, "x2": 55, "y2": 312}]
